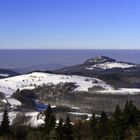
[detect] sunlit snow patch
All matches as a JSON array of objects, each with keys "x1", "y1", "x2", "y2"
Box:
[{"x1": 86, "y1": 62, "x2": 135, "y2": 70}]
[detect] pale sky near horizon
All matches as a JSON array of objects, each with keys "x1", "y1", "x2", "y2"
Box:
[{"x1": 0, "y1": 0, "x2": 140, "y2": 49}]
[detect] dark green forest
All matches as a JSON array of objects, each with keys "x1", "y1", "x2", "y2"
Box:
[{"x1": 0, "y1": 101, "x2": 140, "y2": 140}]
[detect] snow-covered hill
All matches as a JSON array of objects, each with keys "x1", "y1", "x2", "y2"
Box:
[
  {"x1": 0, "y1": 72, "x2": 110, "y2": 97},
  {"x1": 56, "y1": 56, "x2": 138, "y2": 76},
  {"x1": 0, "y1": 72, "x2": 140, "y2": 98},
  {"x1": 0, "y1": 71, "x2": 140, "y2": 99},
  {"x1": 56, "y1": 56, "x2": 140, "y2": 89},
  {"x1": 86, "y1": 61, "x2": 135, "y2": 70},
  {"x1": 85, "y1": 56, "x2": 136, "y2": 70},
  {"x1": 0, "y1": 71, "x2": 140, "y2": 126}
]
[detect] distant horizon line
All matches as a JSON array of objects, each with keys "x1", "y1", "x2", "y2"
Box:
[{"x1": 0, "y1": 48, "x2": 140, "y2": 50}]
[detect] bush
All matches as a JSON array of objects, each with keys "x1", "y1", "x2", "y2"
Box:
[
  {"x1": 12, "y1": 89, "x2": 38, "y2": 109},
  {"x1": 88, "y1": 86, "x2": 106, "y2": 92}
]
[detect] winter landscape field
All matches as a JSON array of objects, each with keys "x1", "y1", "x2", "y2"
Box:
[
  {"x1": 1, "y1": 0, "x2": 140, "y2": 139},
  {"x1": 0, "y1": 55, "x2": 140, "y2": 139}
]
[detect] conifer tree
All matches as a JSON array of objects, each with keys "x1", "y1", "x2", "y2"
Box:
[
  {"x1": 74, "y1": 120, "x2": 82, "y2": 140},
  {"x1": 44, "y1": 104, "x2": 56, "y2": 135},
  {"x1": 114, "y1": 105, "x2": 122, "y2": 121},
  {"x1": 0, "y1": 108, "x2": 10, "y2": 135},
  {"x1": 55, "y1": 118, "x2": 65, "y2": 140},
  {"x1": 63, "y1": 115, "x2": 74, "y2": 140},
  {"x1": 128, "y1": 100, "x2": 140, "y2": 126},
  {"x1": 123, "y1": 100, "x2": 140, "y2": 128},
  {"x1": 112, "y1": 105, "x2": 124, "y2": 140},
  {"x1": 122, "y1": 100, "x2": 140, "y2": 138},
  {"x1": 90, "y1": 113, "x2": 97, "y2": 139},
  {"x1": 97, "y1": 111, "x2": 109, "y2": 140}
]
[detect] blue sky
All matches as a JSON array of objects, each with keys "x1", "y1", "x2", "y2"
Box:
[{"x1": 0, "y1": 0, "x2": 140, "y2": 49}]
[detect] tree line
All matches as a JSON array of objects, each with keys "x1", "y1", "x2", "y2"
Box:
[{"x1": 0, "y1": 100, "x2": 140, "y2": 140}]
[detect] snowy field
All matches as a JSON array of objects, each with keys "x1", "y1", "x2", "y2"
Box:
[
  {"x1": 0, "y1": 72, "x2": 140, "y2": 126},
  {"x1": 86, "y1": 62, "x2": 135, "y2": 70},
  {"x1": 0, "y1": 111, "x2": 44, "y2": 127},
  {"x1": 0, "y1": 74, "x2": 10, "y2": 77},
  {"x1": 0, "y1": 72, "x2": 110, "y2": 97},
  {"x1": 0, "y1": 72, "x2": 139, "y2": 98}
]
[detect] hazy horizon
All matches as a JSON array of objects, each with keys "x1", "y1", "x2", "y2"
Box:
[{"x1": 0, "y1": 49, "x2": 140, "y2": 69}]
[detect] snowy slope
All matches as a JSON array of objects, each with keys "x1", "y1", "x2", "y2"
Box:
[
  {"x1": 99, "y1": 88, "x2": 140, "y2": 95},
  {"x1": 85, "y1": 56, "x2": 136, "y2": 70},
  {"x1": 0, "y1": 112, "x2": 17, "y2": 125},
  {"x1": 86, "y1": 62, "x2": 135, "y2": 70},
  {"x1": 0, "y1": 74, "x2": 10, "y2": 77},
  {"x1": 0, "y1": 111, "x2": 44, "y2": 127},
  {"x1": 0, "y1": 72, "x2": 109, "y2": 97},
  {"x1": 0, "y1": 72, "x2": 140, "y2": 98}
]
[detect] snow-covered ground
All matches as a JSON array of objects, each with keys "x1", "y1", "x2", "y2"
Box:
[
  {"x1": 0, "y1": 111, "x2": 17, "y2": 125},
  {"x1": 0, "y1": 72, "x2": 109, "y2": 97},
  {"x1": 0, "y1": 71, "x2": 139, "y2": 99},
  {"x1": 1, "y1": 71, "x2": 140, "y2": 127},
  {"x1": 69, "y1": 112, "x2": 92, "y2": 118},
  {"x1": 0, "y1": 111, "x2": 93, "y2": 127},
  {"x1": 0, "y1": 74, "x2": 10, "y2": 77},
  {"x1": 2, "y1": 98, "x2": 21, "y2": 106},
  {"x1": 86, "y1": 62, "x2": 135, "y2": 70},
  {"x1": 25, "y1": 112, "x2": 44, "y2": 127},
  {"x1": 0, "y1": 111, "x2": 44, "y2": 127},
  {"x1": 99, "y1": 88, "x2": 140, "y2": 95}
]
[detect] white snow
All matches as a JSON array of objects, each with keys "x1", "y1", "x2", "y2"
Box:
[
  {"x1": 25, "y1": 112, "x2": 44, "y2": 127},
  {"x1": 0, "y1": 85, "x2": 15, "y2": 97},
  {"x1": 0, "y1": 72, "x2": 109, "y2": 97},
  {"x1": 69, "y1": 112, "x2": 92, "y2": 118},
  {"x1": 71, "y1": 106, "x2": 80, "y2": 110},
  {"x1": 1, "y1": 98, "x2": 21, "y2": 108},
  {"x1": 7, "y1": 98, "x2": 21, "y2": 106},
  {"x1": 51, "y1": 105, "x2": 57, "y2": 108},
  {"x1": 1, "y1": 99, "x2": 7, "y2": 103},
  {"x1": 0, "y1": 111, "x2": 18, "y2": 125},
  {"x1": 86, "y1": 62, "x2": 135, "y2": 70},
  {"x1": 0, "y1": 74, "x2": 10, "y2": 77},
  {"x1": 99, "y1": 88, "x2": 140, "y2": 94},
  {"x1": 0, "y1": 72, "x2": 139, "y2": 97},
  {"x1": 0, "y1": 111, "x2": 44, "y2": 127}
]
